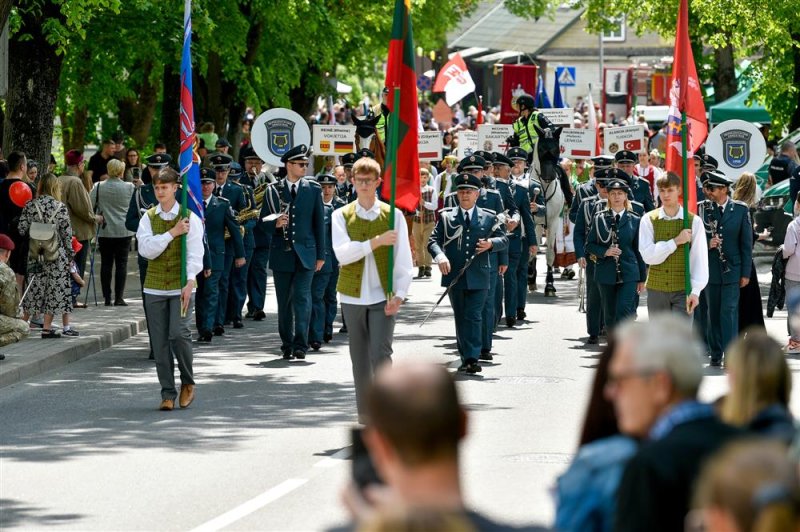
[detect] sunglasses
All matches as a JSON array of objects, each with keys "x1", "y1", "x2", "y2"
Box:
[{"x1": 291, "y1": 162, "x2": 309, "y2": 168}]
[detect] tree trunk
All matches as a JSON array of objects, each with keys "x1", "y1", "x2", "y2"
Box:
[
  {"x1": 69, "y1": 106, "x2": 88, "y2": 150},
  {"x1": 125, "y1": 62, "x2": 161, "y2": 148},
  {"x1": 791, "y1": 33, "x2": 800, "y2": 131},
  {"x1": 59, "y1": 111, "x2": 72, "y2": 152},
  {"x1": 228, "y1": 101, "x2": 246, "y2": 161},
  {"x1": 0, "y1": 0, "x2": 12, "y2": 35},
  {"x1": 2, "y1": 3, "x2": 64, "y2": 169},
  {"x1": 160, "y1": 64, "x2": 181, "y2": 158},
  {"x1": 205, "y1": 52, "x2": 227, "y2": 134},
  {"x1": 712, "y1": 41, "x2": 736, "y2": 104},
  {"x1": 288, "y1": 66, "x2": 321, "y2": 121}
]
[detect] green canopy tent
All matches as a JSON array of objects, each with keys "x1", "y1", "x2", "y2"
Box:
[{"x1": 709, "y1": 88, "x2": 771, "y2": 124}]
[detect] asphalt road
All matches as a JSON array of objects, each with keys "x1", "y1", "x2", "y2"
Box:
[{"x1": 1, "y1": 255, "x2": 796, "y2": 531}]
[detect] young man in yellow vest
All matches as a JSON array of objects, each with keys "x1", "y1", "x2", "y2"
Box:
[
  {"x1": 638, "y1": 171, "x2": 708, "y2": 317},
  {"x1": 136, "y1": 168, "x2": 204, "y2": 411},
  {"x1": 331, "y1": 157, "x2": 413, "y2": 424}
]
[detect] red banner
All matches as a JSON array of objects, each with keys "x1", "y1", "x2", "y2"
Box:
[{"x1": 500, "y1": 65, "x2": 538, "y2": 124}]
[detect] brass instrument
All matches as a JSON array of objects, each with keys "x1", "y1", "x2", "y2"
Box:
[{"x1": 224, "y1": 183, "x2": 256, "y2": 240}]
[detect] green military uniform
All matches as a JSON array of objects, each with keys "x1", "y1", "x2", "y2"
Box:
[{"x1": 0, "y1": 261, "x2": 28, "y2": 347}]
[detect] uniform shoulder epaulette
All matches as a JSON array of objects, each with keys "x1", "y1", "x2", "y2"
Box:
[
  {"x1": 228, "y1": 180, "x2": 243, "y2": 188},
  {"x1": 485, "y1": 188, "x2": 501, "y2": 196},
  {"x1": 731, "y1": 199, "x2": 749, "y2": 208},
  {"x1": 594, "y1": 206, "x2": 610, "y2": 216},
  {"x1": 307, "y1": 179, "x2": 322, "y2": 188},
  {"x1": 217, "y1": 195, "x2": 231, "y2": 204},
  {"x1": 631, "y1": 200, "x2": 644, "y2": 208}
]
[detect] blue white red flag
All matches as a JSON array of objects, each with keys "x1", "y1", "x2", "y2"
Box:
[{"x1": 180, "y1": 0, "x2": 203, "y2": 221}]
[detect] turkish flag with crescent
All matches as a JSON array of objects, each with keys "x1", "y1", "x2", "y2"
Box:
[
  {"x1": 665, "y1": 0, "x2": 708, "y2": 214},
  {"x1": 624, "y1": 139, "x2": 642, "y2": 151},
  {"x1": 433, "y1": 53, "x2": 476, "y2": 107}
]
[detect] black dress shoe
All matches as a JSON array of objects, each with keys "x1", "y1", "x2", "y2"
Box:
[
  {"x1": 245, "y1": 310, "x2": 255, "y2": 319},
  {"x1": 310, "y1": 341, "x2": 321, "y2": 351},
  {"x1": 466, "y1": 361, "x2": 482, "y2": 374},
  {"x1": 213, "y1": 325, "x2": 225, "y2": 336},
  {"x1": 587, "y1": 335, "x2": 599, "y2": 345},
  {"x1": 323, "y1": 332, "x2": 333, "y2": 343},
  {"x1": 479, "y1": 351, "x2": 493, "y2": 361},
  {"x1": 0, "y1": 354, "x2": 5, "y2": 360},
  {"x1": 198, "y1": 331, "x2": 212, "y2": 342},
  {"x1": 293, "y1": 350, "x2": 306, "y2": 360},
  {"x1": 253, "y1": 310, "x2": 266, "y2": 321},
  {"x1": 506, "y1": 317, "x2": 516, "y2": 328},
  {"x1": 424, "y1": 267, "x2": 432, "y2": 278},
  {"x1": 233, "y1": 319, "x2": 244, "y2": 329},
  {"x1": 114, "y1": 299, "x2": 128, "y2": 306},
  {"x1": 282, "y1": 350, "x2": 293, "y2": 360},
  {"x1": 339, "y1": 325, "x2": 348, "y2": 334},
  {"x1": 710, "y1": 359, "x2": 722, "y2": 367},
  {"x1": 104, "y1": 299, "x2": 112, "y2": 306},
  {"x1": 516, "y1": 308, "x2": 526, "y2": 320}
]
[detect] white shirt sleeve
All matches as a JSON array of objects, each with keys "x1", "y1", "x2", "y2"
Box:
[
  {"x1": 422, "y1": 187, "x2": 438, "y2": 211},
  {"x1": 638, "y1": 211, "x2": 678, "y2": 265},
  {"x1": 186, "y1": 212, "x2": 205, "y2": 280},
  {"x1": 332, "y1": 208, "x2": 374, "y2": 265},
  {"x1": 689, "y1": 214, "x2": 709, "y2": 296},
  {"x1": 135, "y1": 211, "x2": 175, "y2": 260}
]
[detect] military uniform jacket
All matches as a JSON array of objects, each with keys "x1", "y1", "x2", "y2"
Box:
[
  {"x1": 569, "y1": 180, "x2": 598, "y2": 224},
  {"x1": 125, "y1": 184, "x2": 157, "y2": 233},
  {"x1": 586, "y1": 209, "x2": 647, "y2": 284},
  {"x1": 444, "y1": 187, "x2": 507, "y2": 265},
  {"x1": 574, "y1": 195, "x2": 606, "y2": 260},
  {"x1": 503, "y1": 180, "x2": 537, "y2": 253},
  {"x1": 259, "y1": 177, "x2": 325, "y2": 272},
  {"x1": 698, "y1": 199, "x2": 754, "y2": 284},
  {"x1": 203, "y1": 195, "x2": 243, "y2": 271},
  {"x1": 428, "y1": 207, "x2": 508, "y2": 290},
  {"x1": 216, "y1": 180, "x2": 247, "y2": 213},
  {"x1": 629, "y1": 177, "x2": 655, "y2": 213},
  {"x1": 318, "y1": 200, "x2": 342, "y2": 273}
]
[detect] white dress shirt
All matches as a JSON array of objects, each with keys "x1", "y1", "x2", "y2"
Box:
[
  {"x1": 638, "y1": 206, "x2": 708, "y2": 296},
  {"x1": 136, "y1": 201, "x2": 205, "y2": 296},
  {"x1": 332, "y1": 200, "x2": 413, "y2": 305}
]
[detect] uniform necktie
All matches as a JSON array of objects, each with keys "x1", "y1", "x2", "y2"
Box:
[
  {"x1": 464, "y1": 211, "x2": 470, "y2": 227},
  {"x1": 214, "y1": 186, "x2": 221, "y2": 197},
  {"x1": 615, "y1": 213, "x2": 621, "y2": 224},
  {"x1": 291, "y1": 184, "x2": 297, "y2": 200}
]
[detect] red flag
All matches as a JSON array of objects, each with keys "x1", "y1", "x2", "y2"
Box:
[
  {"x1": 433, "y1": 53, "x2": 476, "y2": 106},
  {"x1": 381, "y1": 0, "x2": 420, "y2": 213},
  {"x1": 500, "y1": 65, "x2": 537, "y2": 124},
  {"x1": 477, "y1": 95, "x2": 483, "y2": 125},
  {"x1": 665, "y1": 0, "x2": 708, "y2": 214}
]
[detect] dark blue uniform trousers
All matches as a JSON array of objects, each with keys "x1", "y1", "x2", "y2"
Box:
[
  {"x1": 706, "y1": 282, "x2": 739, "y2": 363},
  {"x1": 516, "y1": 245, "x2": 529, "y2": 311},
  {"x1": 310, "y1": 271, "x2": 331, "y2": 344},
  {"x1": 196, "y1": 269, "x2": 222, "y2": 333},
  {"x1": 227, "y1": 243, "x2": 253, "y2": 321},
  {"x1": 324, "y1": 269, "x2": 339, "y2": 337},
  {"x1": 450, "y1": 288, "x2": 488, "y2": 364},
  {"x1": 215, "y1": 243, "x2": 234, "y2": 327},
  {"x1": 273, "y1": 264, "x2": 314, "y2": 353},
  {"x1": 585, "y1": 261, "x2": 603, "y2": 337},
  {"x1": 138, "y1": 254, "x2": 155, "y2": 355},
  {"x1": 482, "y1": 254, "x2": 499, "y2": 351},
  {"x1": 247, "y1": 245, "x2": 270, "y2": 314},
  {"x1": 598, "y1": 281, "x2": 638, "y2": 331},
  {"x1": 503, "y1": 251, "x2": 521, "y2": 318}
]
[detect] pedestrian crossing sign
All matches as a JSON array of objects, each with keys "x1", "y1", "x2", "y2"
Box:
[{"x1": 556, "y1": 66, "x2": 576, "y2": 87}]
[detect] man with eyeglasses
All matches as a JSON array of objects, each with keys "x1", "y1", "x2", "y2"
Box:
[
  {"x1": 259, "y1": 144, "x2": 325, "y2": 360},
  {"x1": 607, "y1": 315, "x2": 741, "y2": 532},
  {"x1": 332, "y1": 156, "x2": 412, "y2": 422}
]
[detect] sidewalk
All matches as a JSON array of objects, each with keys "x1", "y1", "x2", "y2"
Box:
[{"x1": 0, "y1": 250, "x2": 149, "y2": 389}]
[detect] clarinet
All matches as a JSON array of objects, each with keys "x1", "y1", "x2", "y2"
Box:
[
  {"x1": 608, "y1": 212, "x2": 623, "y2": 285},
  {"x1": 276, "y1": 180, "x2": 293, "y2": 251},
  {"x1": 711, "y1": 204, "x2": 731, "y2": 274}
]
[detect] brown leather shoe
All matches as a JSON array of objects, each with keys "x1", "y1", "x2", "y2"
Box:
[
  {"x1": 179, "y1": 384, "x2": 195, "y2": 409},
  {"x1": 159, "y1": 399, "x2": 174, "y2": 411}
]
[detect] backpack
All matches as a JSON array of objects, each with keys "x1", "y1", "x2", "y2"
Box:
[{"x1": 28, "y1": 201, "x2": 60, "y2": 262}]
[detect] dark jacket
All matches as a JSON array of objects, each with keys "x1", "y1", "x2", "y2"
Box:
[
  {"x1": 748, "y1": 404, "x2": 796, "y2": 445},
  {"x1": 767, "y1": 247, "x2": 788, "y2": 317},
  {"x1": 615, "y1": 417, "x2": 742, "y2": 532}
]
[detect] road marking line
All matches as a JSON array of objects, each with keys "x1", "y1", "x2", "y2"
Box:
[
  {"x1": 189, "y1": 478, "x2": 308, "y2": 532},
  {"x1": 313, "y1": 446, "x2": 352, "y2": 468}
]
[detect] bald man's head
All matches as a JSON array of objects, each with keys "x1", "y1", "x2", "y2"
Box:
[{"x1": 367, "y1": 364, "x2": 466, "y2": 467}]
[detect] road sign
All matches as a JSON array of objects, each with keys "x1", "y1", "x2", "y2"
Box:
[
  {"x1": 556, "y1": 66, "x2": 576, "y2": 87},
  {"x1": 417, "y1": 75, "x2": 432, "y2": 92}
]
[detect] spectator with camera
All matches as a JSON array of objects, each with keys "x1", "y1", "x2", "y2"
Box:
[
  {"x1": 124, "y1": 148, "x2": 144, "y2": 185},
  {"x1": 90, "y1": 159, "x2": 134, "y2": 306}
]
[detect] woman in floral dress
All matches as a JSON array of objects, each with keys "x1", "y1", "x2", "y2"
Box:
[{"x1": 18, "y1": 173, "x2": 79, "y2": 338}]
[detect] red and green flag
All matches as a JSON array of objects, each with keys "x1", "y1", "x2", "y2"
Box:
[{"x1": 381, "y1": 0, "x2": 420, "y2": 214}]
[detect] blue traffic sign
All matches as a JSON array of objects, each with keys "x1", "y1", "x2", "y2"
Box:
[{"x1": 556, "y1": 66, "x2": 577, "y2": 87}]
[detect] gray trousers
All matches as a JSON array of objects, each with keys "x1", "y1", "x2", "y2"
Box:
[
  {"x1": 145, "y1": 293, "x2": 195, "y2": 400},
  {"x1": 342, "y1": 302, "x2": 396, "y2": 420},
  {"x1": 647, "y1": 289, "x2": 694, "y2": 324}
]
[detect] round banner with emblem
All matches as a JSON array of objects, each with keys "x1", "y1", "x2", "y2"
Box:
[
  {"x1": 251, "y1": 108, "x2": 311, "y2": 167},
  {"x1": 706, "y1": 119, "x2": 767, "y2": 177}
]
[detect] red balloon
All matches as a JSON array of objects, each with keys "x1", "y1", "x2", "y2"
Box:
[{"x1": 9, "y1": 181, "x2": 33, "y2": 208}]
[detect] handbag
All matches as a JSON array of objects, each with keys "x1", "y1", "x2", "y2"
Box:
[{"x1": 28, "y1": 201, "x2": 60, "y2": 262}]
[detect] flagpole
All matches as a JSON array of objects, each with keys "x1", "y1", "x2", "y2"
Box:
[
  {"x1": 180, "y1": 0, "x2": 190, "y2": 317},
  {"x1": 681, "y1": 110, "x2": 691, "y2": 306},
  {"x1": 387, "y1": 86, "x2": 401, "y2": 298}
]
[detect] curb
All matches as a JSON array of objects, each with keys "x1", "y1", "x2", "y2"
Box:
[{"x1": 0, "y1": 315, "x2": 149, "y2": 389}]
